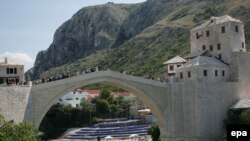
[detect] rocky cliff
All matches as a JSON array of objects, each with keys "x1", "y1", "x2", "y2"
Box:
[
  {"x1": 27, "y1": 3, "x2": 138, "y2": 79},
  {"x1": 26, "y1": 0, "x2": 250, "y2": 80}
]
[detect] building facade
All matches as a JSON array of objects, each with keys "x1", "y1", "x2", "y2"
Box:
[
  {"x1": 0, "y1": 57, "x2": 25, "y2": 85},
  {"x1": 165, "y1": 15, "x2": 245, "y2": 82},
  {"x1": 58, "y1": 89, "x2": 101, "y2": 108},
  {"x1": 163, "y1": 55, "x2": 187, "y2": 76},
  {"x1": 190, "y1": 15, "x2": 246, "y2": 64}
]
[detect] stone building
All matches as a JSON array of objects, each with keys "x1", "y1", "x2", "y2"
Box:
[
  {"x1": 190, "y1": 15, "x2": 245, "y2": 64},
  {"x1": 163, "y1": 55, "x2": 187, "y2": 76},
  {"x1": 176, "y1": 56, "x2": 229, "y2": 81},
  {"x1": 165, "y1": 15, "x2": 245, "y2": 82},
  {"x1": 0, "y1": 57, "x2": 25, "y2": 85}
]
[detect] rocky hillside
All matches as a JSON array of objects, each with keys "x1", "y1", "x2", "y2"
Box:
[
  {"x1": 27, "y1": 3, "x2": 138, "y2": 79},
  {"x1": 26, "y1": 0, "x2": 250, "y2": 80}
]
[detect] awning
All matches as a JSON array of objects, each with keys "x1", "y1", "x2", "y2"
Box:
[{"x1": 231, "y1": 99, "x2": 250, "y2": 109}]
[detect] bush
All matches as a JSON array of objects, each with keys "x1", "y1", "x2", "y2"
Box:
[
  {"x1": 147, "y1": 124, "x2": 160, "y2": 141},
  {"x1": 225, "y1": 109, "x2": 250, "y2": 125},
  {"x1": 0, "y1": 115, "x2": 40, "y2": 141}
]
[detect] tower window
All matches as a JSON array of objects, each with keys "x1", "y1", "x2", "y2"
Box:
[
  {"x1": 221, "y1": 26, "x2": 225, "y2": 33},
  {"x1": 204, "y1": 70, "x2": 208, "y2": 77},
  {"x1": 196, "y1": 33, "x2": 199, "y2": 39},
  {"x1": 7, "y1": 68, "x2": 9, "y2": 74},
  {"x1": 10, "y1": 68, "x2": 13, "y2": 74},
  {"x1": 215, "y1": 70, "x2": 218, "y2": 77},
  {"x1": 222, "y1": 70, "x2": 225, "y2": 77},
  {"x1": 169, "y1": 65, "x2": 174, "y2": 71},
  {"x1": 218, "y1": 54, "x2": 222, "y2": 60},
  {"x1": 6, "y1": 68, "x2": 17, "y2": 74},
  {"x1": 14, "y1": 68, "x2": 17, "y2": 74},
  {"x1": 202, "y1": 45, "x2": 206, "y2": 50},
  {"x1": 235, "y1": 25, "x2": 239, "y2": 32},
  {"x1": 206, "y1": 30, "x2": 209, "y2": 37},
  {"x1": 242, "y1": 42, "x2": 245, "y2": 49},
  {"x1": 210, "y1": 45, "x2": 213, "y2": 51},
  {"x1": 180, "y1": 73, "x2": 183, "y2": 79},
  {"x1": 217, "y1": 44, "x2": 221, "y2": 50},
  {"x1": 188, "y1": 71, "x2": 191, "y2": 78}
]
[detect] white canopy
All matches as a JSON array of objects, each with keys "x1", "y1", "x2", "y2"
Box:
[
  {"x1": 138, "y1": 109, "x2": 151, "y2": 113},
  {"x1": 129, "y1": 134, "x2": 139, "y2": 138},
  {"x1": 105, "y1": 136, "x2": 113, "y2": 140}
]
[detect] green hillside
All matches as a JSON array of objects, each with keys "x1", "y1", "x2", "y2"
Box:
[{"x1": 29, "y1": 0, "x2": 250, "y2": 80}]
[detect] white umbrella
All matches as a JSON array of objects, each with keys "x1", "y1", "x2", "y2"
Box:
[
  {"x1": 129, "y1": 134, "x2": 139, "y2": 138},
  {"x1": 138, "y1": 109, "x2": 151, "y2": 113},
  {"x1": 105, "y1": 135, "x2": 113, "y2": 140}
]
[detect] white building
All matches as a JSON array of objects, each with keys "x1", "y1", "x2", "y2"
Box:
[
  {"x1": 58, "y1": 89, "x2": 101, "y2": 108},
  {"x1": 0, "y1": 57, "x2": 25, "y2": 85},
  {"x1": 58, "y1": 91, "x2": 87, "y2": 108}
]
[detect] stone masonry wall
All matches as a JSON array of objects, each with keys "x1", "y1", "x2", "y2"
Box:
[{"x1": 0, "y1": 86, "x2": 31, "y2": 123}]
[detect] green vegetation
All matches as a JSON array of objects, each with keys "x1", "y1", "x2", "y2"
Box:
[
  {"x1": 0, "y1": 114, "x2": 40, "y2": 141},
  {"x1": 170, "y1": 7, "x2": 191, "y2": 21},
  {"x1": 40, "y1": 89, "x2": 130, "y2": 139},
  {"x1": 36, "y1": 0, "x2": 250, "y2": 80},
  {"x1": 193, "y1": 6, "x2": 226, "y2": 23},
  {"x1": 147, "y1": 124, "x2": 160, "y2": 141},
  {"x1": 224, "y1": 108, "x2": 250, "y2": 140},
  {"x1": 225, "y1": 109, "x2": 250, "y2": 125}
]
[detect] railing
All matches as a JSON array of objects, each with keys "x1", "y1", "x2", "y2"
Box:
[
  {"x1": 33, "y1": 70, "x2": 167, "y2": 86},
  {"x1": 0, "y1": 81, "x2": 32, "y2": 87}
]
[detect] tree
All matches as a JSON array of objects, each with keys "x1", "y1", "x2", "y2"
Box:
[
  {"x1": 99, "y1": 90, "x2": 114, "y2": 104},
  {"x1": 240, "y1": 109, "x2": 250, "y2": 124},
  {"x1": 147, "y1": 124, "x2": 160, "y2": 141},
  {"x1": 0, "y1": 114, "x2": 40, "y2": 141},
  {"x1": 95, "y1": 99, "x2": 110, "y2": 118},
  {"x1": 80, "y1": 98, "x2": 92, "y2": 111}
]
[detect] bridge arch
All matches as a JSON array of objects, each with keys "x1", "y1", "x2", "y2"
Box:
[{"x1": 28, "y1": 71, "x2": 169, "y2": 138}]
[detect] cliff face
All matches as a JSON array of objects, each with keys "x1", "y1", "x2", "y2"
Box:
[
  {"x1": 27, "y1": 0, "x2": 250, "y2": 80},
  {"x1": 28, "y1": 3, "x2": 137, "y2": 79}
]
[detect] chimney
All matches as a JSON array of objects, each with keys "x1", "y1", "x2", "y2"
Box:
[{"x1": 4, "y1": 57, "x2": 8, "y2": 64}]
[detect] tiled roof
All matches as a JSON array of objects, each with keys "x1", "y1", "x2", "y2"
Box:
[
  {"x1": 84, "y1": 90, "x2": 101, "y2": 95},
  {"x1": 191, "y1": 15, "x2": 242, "y2": 31},
  {"x1": 163, "y1": 55, "x2": 187, "y2": 65},
  {"x1": 179, "y1": 56, "x2": 228, "y2": 68},
  {"x1": 184, "y1": 51, "x2": 207, "y2": 59}
]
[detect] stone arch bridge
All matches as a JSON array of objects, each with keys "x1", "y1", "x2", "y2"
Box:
[{"x1": 23, "y1": 70, "x2": 239, "y2": 141}]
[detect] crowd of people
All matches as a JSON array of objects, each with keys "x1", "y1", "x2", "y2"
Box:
[
  {"x1": 33, "y1": 67, "x2": 166, "y2": 85},
  {"x1": 33, "y1": 67, "x2": 99, "y2": 85}
]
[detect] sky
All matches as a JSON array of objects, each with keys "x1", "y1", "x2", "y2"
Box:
[{"x1": 0, "y1": 0, "x2": 146, "y2": 71}]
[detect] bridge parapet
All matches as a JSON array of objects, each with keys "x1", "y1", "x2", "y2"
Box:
[{"x1": 32, "y1": 70, "x2": 166, "y2": 90}]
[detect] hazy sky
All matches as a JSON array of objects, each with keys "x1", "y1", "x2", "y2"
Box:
[{"x1": 0, "y1": 0, "x2": 146, "y2": 70}]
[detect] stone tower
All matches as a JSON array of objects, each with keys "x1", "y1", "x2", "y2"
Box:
[{"x1": 190, "y1": 15, "x2": 246, "y2": 64}]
